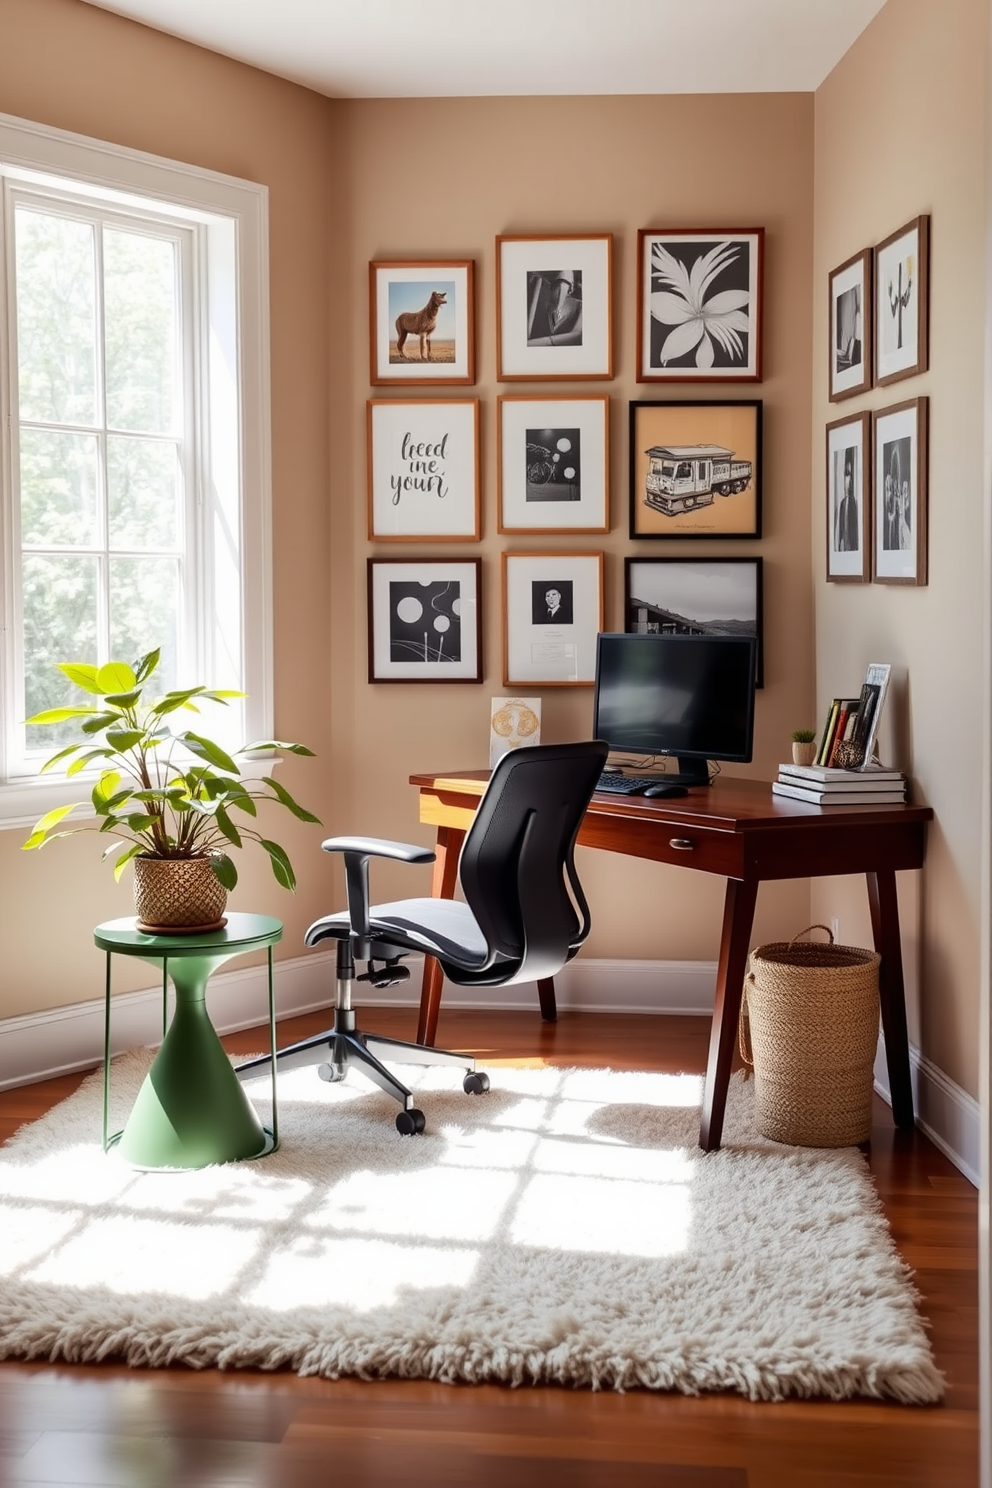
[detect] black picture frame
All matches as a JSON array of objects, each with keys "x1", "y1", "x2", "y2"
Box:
[
  {"x1": 624, "y1": 556, "x2": 764, "y2": 687},
  {"x1": 367, "y1": 557, "x2": 482, "y2": 682}
]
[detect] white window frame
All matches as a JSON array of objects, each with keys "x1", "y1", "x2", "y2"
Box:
[{"x1": 0, "y1": 111, "x2": 272, "y2": 830}]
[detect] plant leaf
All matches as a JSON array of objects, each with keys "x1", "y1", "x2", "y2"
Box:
[
  {"x1": 80, "y1": 712, "x2": 120, "y2": 735},
  {"x1": 112, "y1": 844, "x2": 144, "y2": 882},
  {"x1": 92, "y1": 771, "x2": 123, "y2": 809},
  {"x1": 67, "y1": 747, "x2": 114, "y2": 776},
  {"x1": 23, "y1": 804, "x2": 78, "y2": 846},
  {"x1": 96, "y1": 662, "x2": 137, "y2": 695},
  {"x1": 181, "y1": 731, "x2": 239, "y2": 774},
  {"x1": 212, "y1": 853, "x2": 238, "y2": 891},
  {"x1": 38, "y1": 744, "x2": 83, "y2": 773},
  {"x1": 133, "y1": 649, "x2": 161, "y2": 684},
  {"x1": 57, "y1": 662, "x2": 103, "y2": 694},
  {"x1": 102, "y1": 690, "x2": 143, "y2": 708},
  {"x1": 214, "y1": 806, "x2": 242, "y2": 847},
  {"x1": 260, "y1": 839, "x2": 295, "y2": 891},
  {"x1": 25, "y1": 706, "x2": 99, "y2": 725},
  {"x1": 262, "y1": 775, "x2": 321, "y2": 823},
  {"x1": 105, "y1": 728, "x2": 145, "y2": 751}
]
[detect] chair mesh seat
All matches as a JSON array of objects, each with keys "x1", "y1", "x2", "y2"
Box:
[{"x1": 307, "y1": 896, "x2": 490, "y2": 967}]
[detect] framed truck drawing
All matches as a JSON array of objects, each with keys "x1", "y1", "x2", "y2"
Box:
[{"x1": 628, "y1": 401, "x2": 762, "y2": 538}]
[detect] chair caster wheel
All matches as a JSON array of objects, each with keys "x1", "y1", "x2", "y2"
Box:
[
  {"x1": 396, "y1": 1108, "x2": 426, "y2": 1135},
  {"x1": 463, "y1": 1071, "x2": 490, "y2": 1095},
  {"x1": 317, "y1": 1063, "x2": 345, "y2": 1083}
]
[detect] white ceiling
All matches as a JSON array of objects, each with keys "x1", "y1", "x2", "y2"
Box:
[{"x1": 79, "y1": 0, "x2": 888, "y2": 99}]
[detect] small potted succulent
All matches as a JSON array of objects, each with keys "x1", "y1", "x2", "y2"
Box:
[
  {"x1": 22, "y1": 649, "x2": 319, "y2": 931},
  {"x1": 790, "y1": 728, "x2": 818, "y2": 767}
]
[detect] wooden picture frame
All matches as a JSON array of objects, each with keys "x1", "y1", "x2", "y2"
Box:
[
  {"x1": 369, "y1": 260, "x2": 475, "y2": 386},
  {"x1": 874, "y1": 216, "x2": 930, "y2": 387},
  {"x1": 501, "y1": 551, "x2": 603, "y2": 686},
  {"x1": 628, "y1": 400, "x2": 761, "y2": 539},
  {"x1": 496, "y1": 234, "x2": 613, "y2": 381},
  {"x1": 872, "y1": 397, "x2": 928, "y2": 586},
  {"x1": 624, "y1": 555, "x2": 764, "y2": 687},
  {"x1": 367, "y1": 557, "x2": 482, "y2": 681},
  {"x1": 825, "y1": 411, "x2": 871, "y2": 583},
  {"x1": 828, "y1": 248, "x2": 872, "y2": 402},
  {"x1": 497, "y1": 394, "x2": 609, "y2": 535},
  {"x1": 637, "y1": 228, "x2": 763, "y2": 383},
  {"x1": 367, "y1": 399, "x2": 480, "y2": 541}
]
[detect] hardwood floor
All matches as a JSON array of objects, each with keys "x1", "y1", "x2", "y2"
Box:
[{"x1": 0, "y1": 1007, "x2": 979, "y2": 1487}]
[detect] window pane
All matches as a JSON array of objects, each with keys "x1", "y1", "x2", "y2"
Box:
[
  {"x1": 15, "y1": 209, "x2": 97, "y2": 427},
  {"x1": 21, "y1": 553, "x2": 98, "y2": 751},
  {"x1": 19, "y1": 429, "x2": 99, "y2": 548},
  {"x1": 104, "y1": 229, "x2": 178, "y2": 435},
  {"x1": 107, "y1": 436, "x2": 180, "y2": 549},
  {"x1": 109, "y1": 557, "x2": 180, "y2": 694}
]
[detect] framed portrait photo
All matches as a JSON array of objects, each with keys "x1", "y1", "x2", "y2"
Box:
[
  {"x1": 825, "y1": 411, "x2": 871, "y2": 583},
  {"x1": 874, "y1": 216, "x2": 930, "y2": 387},
  {"x1": 497, "y1": 394, "x2": 609, "y2": 535},
  {"x1": 628, "y1": 400, "x2": 761, "y2": 539},
  {"x1": 828, "y1": 248, "x2": 872, "y2": 401},
  {"x1": 624, "y1": 556, "x2": 764, "y2": 687},
  {"x1": 496, "y1": 234, "x2": 613, "y2": 381},
  {"x1": 872, "y1": 397, "x2": 928, "y2": 586},
  {"x1": 502, "y1": 551, "x2": 604, "y2": 687},
  {"x1": 369, "y1": 259, "x2": 475, "y2": 386},
  {"x1": 367, "y1": 399, "x2": 480, "y2": 541},
  {"x1": 367, "y1": 558, "x2": 482, "y2": 682},
  {"x1": 637, "y1": 228, "x2": 763, "y2": 383}
]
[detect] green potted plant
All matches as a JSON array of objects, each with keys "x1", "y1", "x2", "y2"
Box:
[
  {"x1": 22, "y1": 649, "x2": 320, "y2": 931},
  {"x1": 790, "y1": 728, "x2": 818, "y2": 767}
]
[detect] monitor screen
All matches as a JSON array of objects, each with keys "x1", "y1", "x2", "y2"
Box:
[{"x1": 592, "y1": 633, "x2": 757, "y2": 784}]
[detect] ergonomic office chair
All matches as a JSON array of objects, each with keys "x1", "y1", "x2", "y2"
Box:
[{"x1": 235, "y1": 740, "x2": 608, "y2": 1133}]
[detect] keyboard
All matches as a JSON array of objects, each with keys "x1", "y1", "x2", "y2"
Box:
[{"x1": 595, "y1": 774, "x2": 666, "y2": 795}]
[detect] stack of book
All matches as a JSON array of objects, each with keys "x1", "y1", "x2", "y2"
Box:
[{"x1": 773, "y1": 762, "x2": 907, "y2": 806}]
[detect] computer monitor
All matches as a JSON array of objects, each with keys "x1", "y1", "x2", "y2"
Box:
[{"x1": 592, "y1": 632, "x2": 757, "y2": 785}]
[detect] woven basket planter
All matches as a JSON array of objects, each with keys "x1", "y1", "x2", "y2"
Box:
[
  {"x1": 133, "y1": 855, "x2": 228, "y2": 933},
  {"x1": 740, "y1": 925, "x2": 880, "y2": 1147}
]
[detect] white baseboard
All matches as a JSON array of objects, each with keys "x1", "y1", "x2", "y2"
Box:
[{"x1": 873, "y1": 1035, "x2": 980, "y2": 1187}]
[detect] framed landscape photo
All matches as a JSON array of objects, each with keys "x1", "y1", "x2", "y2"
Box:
[
  {"x1": 369, "y1": 260, "x2": 475, "y2": 386},
  {"x1": 497, "y1": 394, "x2": 609, "y2": 535},
  {"x1": 502, "y1": 551, "x2": 603, "y2": 687},
  {"x1": 874, "y1": 216, "x2": 929, "y2": 387},
  {"x1": 825, "y1": 411, "x2": 871, "y2": 583},
  {"x1": 624, "y1": 556, "x2": 764, "y2": 687},
  {"x1": 367, "y1": 399, "x2": 480, "y2": 541},
  {"x1": 629, "y1": 400, "x2": 761, "y2": 539},
  {"x1": 872, "y1": 397, "x2": 928, "y2": 585},
  {"x1": 637, "y1": 228, "x2": 763, "y2": 383},
  {"x1": 367, "y1": 558, "x2": 482, "y2": 682},
  {"x1": 496, "y1": 234, "x2": 613, "y2": 381},
  {"x1": 828, "y1": 248, "x2": 872, "y2": 401}
]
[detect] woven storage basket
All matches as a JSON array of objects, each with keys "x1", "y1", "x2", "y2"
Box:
[{"x1": 740, "y1": 924, "x2": 880, "y2": 1147}]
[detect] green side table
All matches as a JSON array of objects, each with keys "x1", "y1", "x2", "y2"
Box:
[{"x1": 95, "y1": 912, "x2": 283, "y2": 1171}]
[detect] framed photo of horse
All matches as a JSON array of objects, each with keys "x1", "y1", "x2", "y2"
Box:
[
  {"x1": 369, "y1": 260, "x2": 476, "y2": 386},
  {"x1": 496, "y1": 234, "x2": 613, "y2": 382}
]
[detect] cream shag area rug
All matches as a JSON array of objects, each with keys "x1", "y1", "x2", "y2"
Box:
[{"x1": 0, "y1": 1052, "x2": 943, "y2": 1403}]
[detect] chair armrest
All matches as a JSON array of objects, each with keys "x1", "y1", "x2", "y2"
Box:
[{"x1": 321, "y1": 836, "x2": 435, "y2": 865}]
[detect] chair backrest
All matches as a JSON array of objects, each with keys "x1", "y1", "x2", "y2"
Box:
[{"x1": 453, "y1": 740, "x2": 608, "y2": 987}]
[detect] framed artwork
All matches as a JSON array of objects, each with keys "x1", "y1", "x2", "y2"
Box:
[
  {"x1": 497, "y1": 394, "x2": 609, "y2": 535},
  {"x1": 367, "y1": 558, "x2": 482, "y2": 682},
  {"x1": 369, "y1": 260, "x2": 475, "y2": 386},
  {"x1": 637, "y1": 228, "x2": 763, "y2": 383},
  {"x1": 367, "y1": 399, "x2": 480, "y2": 541},
  {"x1": 501, "y1": 551, "x2": 604, "y2": 687},
  {"x1": 872, "y1": 397, "x2": 928, "y2": 585},
  {"x1": 828, "y1": 248, "x2": 872, "y2": 402},
  {"x1": 628, "y1": 400, "x2": 761, "y2": 539},
  {"x1": 874, "y1": 216, "x2": 930, "y2": 387},
  {"x1": 624, "y1": 556, "x2": 764, "y2": 687},
  {"x1": 825, "y1": 411, "x2": 871, "y2": 583},
  {"x1": 496, "y1": 234, "x2": 613, "y2": 381}
]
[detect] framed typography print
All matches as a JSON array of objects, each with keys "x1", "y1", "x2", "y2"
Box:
[
  {"x1": 624, "y1": 556, "x2": 764, "y2": 687},
  {"x1": 496, "y1": 234, "x2": 613, "y2": 381},
  {"x1": 628, "y1": 400, "x2": 761, "y2": 539},
  {"x1": 874, "y1": 216, "x2": 929, "y2": 387},
  {"x1": 637, "y1": 228, "x2": 763, "y2": 383},
  {"x1": 873, "y1": 398, "x2": 928, "y2": 585},
  {"x1": 828, "y1": 248, "x2": 872, "y2": 401},
  {"x1": 501, "y1": 551, "x2": 603, "y2": 687},
  {"x1": 825, "y1": 411, "x2": 871, "y2": 583},
  {"x1": 367, "y1": 558, "x2": 482, "y2": 681},
  {"x1": 367, "y1": 399, "x2": 480, "y2": 541},
  {"x1": 369, "y1": 260, "x2": 475, "y2": 386},
  {"x1": 497, "y1": 394, "x2": 609, "y2": 534}
]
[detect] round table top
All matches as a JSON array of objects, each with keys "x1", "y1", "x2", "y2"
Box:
[{"x1": 94, "y1": 912, "x2": 283, "y2": 957}]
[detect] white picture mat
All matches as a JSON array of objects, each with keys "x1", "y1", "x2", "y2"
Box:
[
  {"x1": 504, "y1": 554, "x2": 602, "y2": 685},
  {"x1": 499, "y1": 238, "x2": 610, "y2": 377},
  {"x1": 873, "y1": 406, "x2": 919, "y2": 580},
  {"x1": 373, "y1": 264, "x2": 472, "y2": 382},
  {"x1": 875, "y1": 230, "x2": 920, "y2": 380},
  {"x1": 370, "y1": 561, "x2": 479, "y2": 680},
  {"x1": 640, "y1": 232, "x2": 761, "y2": 379},
  {"x1": 499, "y1": 397, "x2": 608, "y2": 531},
  {"x1": 830, "y1": 257, "x2": 868, "y2": 397},
  {"x1": 369, "y1": 401, "x2": 478, "y2": 538},
  {"x1": 827, "y1": 420, "x2": 866, "y2": 577}
]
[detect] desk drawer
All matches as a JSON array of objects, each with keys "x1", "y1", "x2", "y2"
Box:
[{"x1": 577, "y1": 813, "x2": 744, "y2": 877}]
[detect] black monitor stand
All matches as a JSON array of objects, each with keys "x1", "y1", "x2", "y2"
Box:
[{"x1": 667, "y1": 757, "x2": 712, "y2": 787}]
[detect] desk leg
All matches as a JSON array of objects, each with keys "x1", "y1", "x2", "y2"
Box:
[
  {"x1": 417, "y1": 824, "x2": 465, "y2": 1046},
  {"x1": 700, "y1": 877, "x2": 758, "y2": 1153},
  {"x1": 867, "y1": 869, "x2": 915, "y2": 1128}
]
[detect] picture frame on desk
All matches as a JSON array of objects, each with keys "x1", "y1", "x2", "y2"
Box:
[
  {"x1": 501, "y1": 550, "x2": 603, "y2": 687},
  {"x1": 496, "y1": 233, "x2": 613, "y2": 382},
  {"x1": 636, "y1": 228, "x2": 763, "y2": 383},
  {"x1": 624, "y1": 556, "x2": 764, "y2": 687},
  {"x1": 497, "y1": 394, "x2": 609, "y2": 534},
  {"x1": 828, "y1": 247, "x2": 872, "y2": 401},
  {"x1": 628, "y1": 400, "x2": 761, "y2": 538},
  {"x1": 369, "y1": 259, "x2": 475, "y2": 386},
  {"x1": 825, "y1": 410, "x2": 870, "y2": 583},
  {"x1": 367, "y1": 557, "x2": 482, "y2": 683},
  {"x1": 872, "y1": 397, "x2": 928, "y2": 585}
]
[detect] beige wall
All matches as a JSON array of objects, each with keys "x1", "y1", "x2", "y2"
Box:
[{"x1": 812, "y1": 0, "x2": 989, "y2": 1096}]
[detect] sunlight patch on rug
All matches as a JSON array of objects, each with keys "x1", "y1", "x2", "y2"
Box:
[{"x1": 0, "y1": 1054, "x2": 943, "y2": 1403}]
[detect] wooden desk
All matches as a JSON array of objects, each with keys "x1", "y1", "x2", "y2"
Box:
[{"x1": 409, "y1": 771, "x2": 933, "y2": 1152}]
